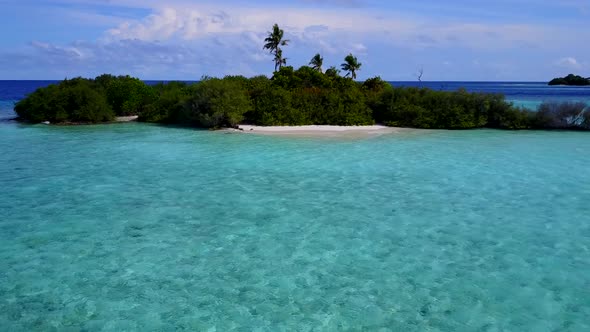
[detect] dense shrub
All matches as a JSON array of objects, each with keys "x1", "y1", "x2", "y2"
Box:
[
  {"x1": 184, "y1": 78, "x2": 252, "y2": 128},
  {"x1": 139, "y1": 81, "x2": 190, "y2": 123},
  {"x1": 104, "y1": 75, "x2": 157, "y2": 116},
  {"x1": 374, "y1": 86, "x2": 523, "y2": 129},
  {"x1": 246, "y1": 86, "x2": 299, "y2": 125},
  {"x1": 14, "y1": 71, "x2": 589, "y2": 131},
  {"x1": 246, "y1": 66, "x2": 373, "y2": 125},
  {"x1": 14, "y1": 78, "x2": 114, "y2": 123},
  {"x1": 532, "y1": 101, "x2": 588, "y2": 129}
]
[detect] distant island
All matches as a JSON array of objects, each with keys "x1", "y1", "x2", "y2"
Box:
[
  {"x1": 13, "y1": 24, "x2": 590, "y2": 131},
  {"x1": 548, "y1": 74, "x2": 590, "y2": 86}
]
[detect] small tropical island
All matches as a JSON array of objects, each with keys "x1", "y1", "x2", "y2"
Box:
[
  {"x1": 548, "y1": 74, "x2": 590, "y2": 86},
  {"x1": 14, "y1": 24, "x2": 590, "y2": 131}
]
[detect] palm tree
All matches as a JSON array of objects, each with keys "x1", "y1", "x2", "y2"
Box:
[
  {"x1": 274, "y1": 49, "x2": 287, "y2": 71},
  {"x1": 263, "y1": 24, "x2": 289, "y2": 72},
  {"x1": 309, "y1": 53, "x2": 323, "y2": 73},
  {"x1": 341, "y1": 53, "x2": 362, "y2": 80}
]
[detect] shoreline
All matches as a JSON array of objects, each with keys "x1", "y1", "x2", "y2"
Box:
[
  {"x1": 227, "y1": 124, "x2": 419, "y2": 138},
  {"x1": 18, "y1": 115, "x2": 140, "y2": 126},
  {"x1": 115, "y1": 115, "x2": 139, "y2": 122}
]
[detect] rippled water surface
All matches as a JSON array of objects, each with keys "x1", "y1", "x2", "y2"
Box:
[{"x1": 1, "y1": 119, "x2": 589, "y2": 331}]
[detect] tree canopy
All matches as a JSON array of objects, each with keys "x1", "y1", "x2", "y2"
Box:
[
  {"x1": 15, "y1": 69, "x2": 589, "y2": 131},
  {"x1": 548, "y1": 74, "x2": 590, "y2": 86},
  {"x1": 14, "y1": 77, "x2": 114, "y2": 124},
  {"x1": 341, "y1": 54, "x2": 362, "y2": 80},
  {"x1": 13, "y1": 23, "x2": 589, "y2": 131},
  {"x1": 309, "y1": 53, "x2": 324, "y2": 73},
  {"x1": 263, "y1": 24, "x2": 289, "y2": 72}
]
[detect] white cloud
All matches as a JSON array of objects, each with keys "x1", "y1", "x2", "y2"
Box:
[
  {"x1": 30, "y1": 41, "x2": 84, "y2": 59},
  {"x1": 102, "y1": 3, "x2": 570, "y2": 55},
  {"x1": 556, "y1": 57, "x2": 581, "y2": 69},
  {"x1": 3, "y1": 38, "x2": 263, "y2": 80},
  {"x1": 351, "y1": 43, "x2": 368, "y2": 54},
  {"x1": 105, "y1": 6, "x2": 417, "y2": 41},
  {"x1": 3, "y1": 0, "x2": 590, "y2": 80}
]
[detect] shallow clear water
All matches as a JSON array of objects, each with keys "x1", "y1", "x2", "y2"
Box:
[{"x1": 1, "y1": 121, "x2": 589, "y2": 331}]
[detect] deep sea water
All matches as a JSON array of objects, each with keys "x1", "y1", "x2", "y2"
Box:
[{"x1": 1, "y1": 121, "x2": 589, "y2": 331}]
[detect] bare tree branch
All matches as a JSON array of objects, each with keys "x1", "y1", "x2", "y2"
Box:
[{"x1": 416, "y1": 66, "x2": 424, "y2": 84}]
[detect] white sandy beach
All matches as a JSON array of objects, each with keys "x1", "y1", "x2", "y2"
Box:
[
  {"x1": 230, "y1": 124, "x2": 416, "y2": 138},
  {"x1": 115, "y1": 115, "x2": 139, "y2": 122}
]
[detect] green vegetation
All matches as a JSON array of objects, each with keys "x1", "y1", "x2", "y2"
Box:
[
  {"x1": 16, "y1": 70, "x2": 589, "y2": 130},
  {"x1": 14, "y1": 78, "x2": 114, "y2": 123},
  {"x1": 309, "y1": 53, "x2": 324, "y2": 73},
  {"x1": 264, "y1": 24, "x2": 290, "y2": 72},
  {"x1": 548, "y1": 74, "x2": 590, "y2": 86},
  {"x1": 14, "y1": 75, "x2": 159, "y2": 124},
  {"x1": 341, "y1": 54, "x2": 362, "y2": 80},
  {"x1": 99, "y1": 74, "x2": 157, "y2": 116},
  {"x1": 13, "y1": 24, "x2": 589, "y2": 131}
]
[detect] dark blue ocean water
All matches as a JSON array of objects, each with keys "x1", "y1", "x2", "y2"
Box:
[
  {"x1": 1, "y1": 81, "x2": 589, "y2": 120},
  {"x1": 395, "y1": 81, "x2": 590, "y2": 109}
]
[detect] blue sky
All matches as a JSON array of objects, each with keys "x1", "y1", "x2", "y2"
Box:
[{"x1": 0, "y1": 0, "x2": 588, "y2": 80}]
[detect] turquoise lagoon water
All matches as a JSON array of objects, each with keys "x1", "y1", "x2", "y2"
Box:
[{"x1": 1, "y1": 120, "x2": 589, "y2": 331}]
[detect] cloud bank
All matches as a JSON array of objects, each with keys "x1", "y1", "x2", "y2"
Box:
[{"x1": 0, "y1": 0, "x2": 588, "y2": 80}]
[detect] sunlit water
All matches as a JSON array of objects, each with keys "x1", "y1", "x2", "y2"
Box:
[
  {"x1": 1, "y1": 119, "x2": 589, "y2": 331},
  {"x1": 1, "y1": 81, "x2": 590, "y2": 331}
]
